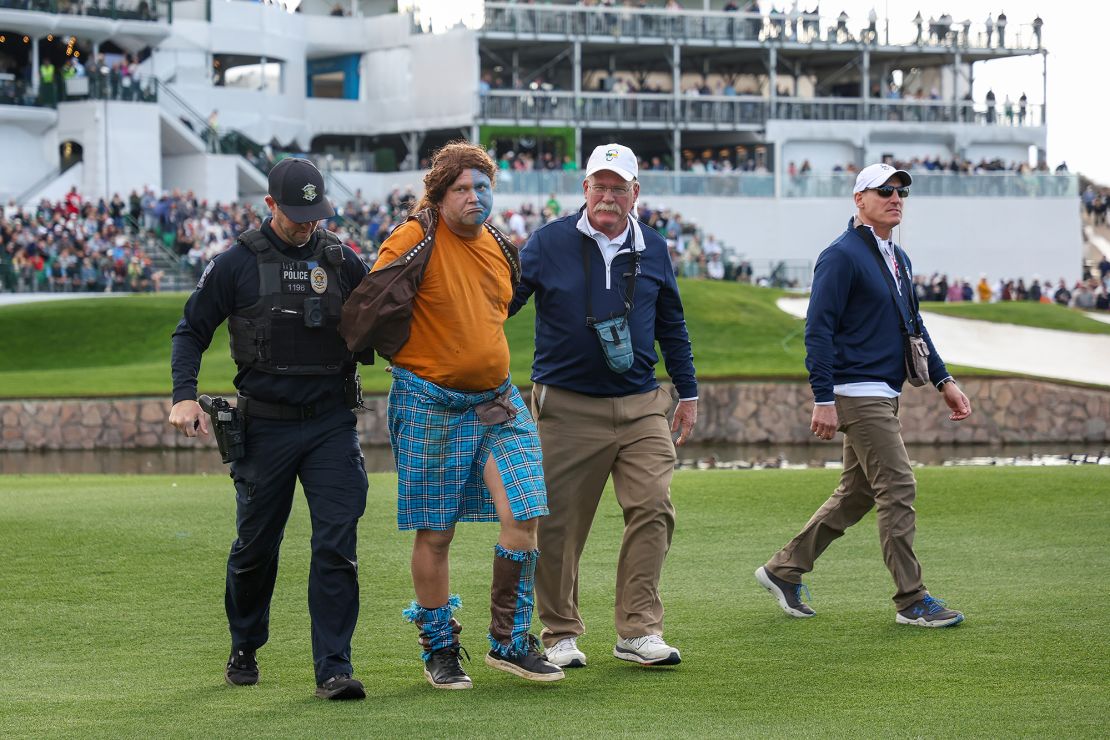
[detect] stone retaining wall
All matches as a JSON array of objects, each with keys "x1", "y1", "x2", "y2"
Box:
[{"x1": 1, "y1": 379, "x2": 1107, "y2": 452}]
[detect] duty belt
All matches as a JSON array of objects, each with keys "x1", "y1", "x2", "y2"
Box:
[{"x1": 236, "y1": 393, "x2": 345, "y2": 421}]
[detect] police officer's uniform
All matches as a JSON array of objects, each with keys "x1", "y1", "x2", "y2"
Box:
[{"x1": 170, "y1": 158, "x2": 371, "y2": 695}]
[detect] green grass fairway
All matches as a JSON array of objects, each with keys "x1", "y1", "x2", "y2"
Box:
[
  {"x1": 1, "y1": 468, "x2": 1106, "y2": 738},
  {"x1": 922, "y1": 301, "x2": 1110, "y2": 335},
  {"x1": 0, "y1": 283, "x2": 810, "y2": 399},
  {"x1": 2, "y1": 285, "x2": 1106, "y2": 398},
  {"x1": 0, "y1": 294, "x2": 239, "y2": 398}
]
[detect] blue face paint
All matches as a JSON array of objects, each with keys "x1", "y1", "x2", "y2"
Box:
[{"x1": 470, "y1": 169, "x2": 493, "y2": 223}]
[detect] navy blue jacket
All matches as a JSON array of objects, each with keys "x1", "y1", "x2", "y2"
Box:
[
  {"x1": 509, "y1": 211, "x2": 697, "y2": 399},
  {"x1": 170, "y1": 219, "x2": 368, "y2": 406},
  {"x1": 806, "y1": 219, "x2": 949, "y2": 403}
]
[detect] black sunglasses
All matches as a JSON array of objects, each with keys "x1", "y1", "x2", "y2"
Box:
[{"x1": 867, "y1": 186, "x2": 910, "y2": 199}]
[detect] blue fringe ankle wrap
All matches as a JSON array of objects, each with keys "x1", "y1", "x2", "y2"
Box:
[{"x1": 402, "y1": 594, "x2": 462, "y2": 661}]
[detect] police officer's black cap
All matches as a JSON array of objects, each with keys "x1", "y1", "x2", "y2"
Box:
[{"x1": 267, "y1": 157, "x2": 335, "y2": 224}]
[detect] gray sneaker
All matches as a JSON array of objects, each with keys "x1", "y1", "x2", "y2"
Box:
[
  {"x1": 545, "y1": 637, "x2": 587, "y2": 668},
  {"x1": 896, "y1": 595, "x2": 964, "y2": 628},
  {"x1": 613, "y1": 635, "x2": 681, "y2": 666},
  {"x1": 755, "y1": 566, "x2": 815, "y2": 618}
]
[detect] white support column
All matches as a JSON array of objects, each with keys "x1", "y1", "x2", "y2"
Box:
[
  {"x1": 671, "y1": 43, "x2": 681, "y2": 179},
  {"x1": 860, "y1": 48, "x2": 870, "y2": 123},
  {"x1": 1041, "y1": 50, "x2": 1048, "y2": 125},
  {"x1": 953, "y1": 51, "x2": 961, "y2": 104},
  {"x1": 768, "y1": 46, "x2": 777, "y2": 111},
  {"x1": 32, "y1": 38, "x2": 40, "y2": 93},
  {"x1": 573, "y1": 40, "x2": 581, "y2": 99},
  {"x1": 573, "y1": 40, "x2": 581, "y2": 164},
  {"x1": 403, "y1": 131, "x2": 425, "y2": 171}
]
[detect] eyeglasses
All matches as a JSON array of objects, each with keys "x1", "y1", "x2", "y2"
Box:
[
  {"x1": 867, "y1": 186, "x2": 910, "y2": 199},
  {"x1": 588, "y1": 183, "x2": 634, "y2": 197}
]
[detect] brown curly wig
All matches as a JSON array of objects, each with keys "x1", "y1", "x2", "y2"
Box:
[{"x1": 415, "y1": 140, "x2": 497, "y2": 212}]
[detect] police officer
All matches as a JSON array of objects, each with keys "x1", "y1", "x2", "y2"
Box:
[{"x1": 168, "y1": 158, "x2": 371, "y2": 700}]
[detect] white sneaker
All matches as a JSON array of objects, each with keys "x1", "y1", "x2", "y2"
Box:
[
  {"x1": 613, "y1": 635, "x2": 681, "y2": 666},
  {"x1": 544, "y1": 637, "x2": 587, "y2": 668}
]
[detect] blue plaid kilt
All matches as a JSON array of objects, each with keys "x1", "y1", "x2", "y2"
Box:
[{"x1": 388, "y1": 367, "x2": 548, "y2": 531}]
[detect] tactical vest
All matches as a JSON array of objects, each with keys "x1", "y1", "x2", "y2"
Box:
[{"x1": 227, "y1": 229, "x2": 353, "y2": 375}]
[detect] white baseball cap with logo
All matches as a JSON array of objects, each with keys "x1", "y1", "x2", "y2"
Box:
[
  {"x1": 853, "y1": 162, "x2": 913, "y2": 193},
  {"x1": 585, "y1": 143, "x2": 639, "y2": 181}
]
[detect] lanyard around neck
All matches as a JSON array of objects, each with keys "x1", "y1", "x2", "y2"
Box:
[
  {"x1": 858, "y1": 227, "x2": 922, "y2": 337},
  {"x1": 580, "y1": 233, "x2": 639, "y2": 326}
]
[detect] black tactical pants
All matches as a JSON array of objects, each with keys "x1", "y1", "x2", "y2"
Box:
[{"x1": 225, "y1": 406, "x2": 367, "y2": 684}]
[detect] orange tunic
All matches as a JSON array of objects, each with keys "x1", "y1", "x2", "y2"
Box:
[{"x1": 372, "y1": 219, "x2": 512, "y2": 391}]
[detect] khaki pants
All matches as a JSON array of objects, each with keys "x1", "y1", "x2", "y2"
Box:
[
  {"x1": 531, "y1": 384, "x2": 677, "y2": 644},
  {"x1": 766, "y1": 395, "x2": 927, "y2": 610}
]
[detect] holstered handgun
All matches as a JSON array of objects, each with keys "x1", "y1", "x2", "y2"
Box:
[
  {"x1": 344, "y1": 370, "x2": 364, "y2": 410},
  {"x1": 199, "y1": 394, "x2": 246, "y2": 464}
]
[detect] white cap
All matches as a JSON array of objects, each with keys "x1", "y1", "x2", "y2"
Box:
[
  {"x1": 853, "y1": 162, "x2": 912, "y2": 193},
  {"x1": 585, "y1": 143, "x2": 638, "y2": 181}
]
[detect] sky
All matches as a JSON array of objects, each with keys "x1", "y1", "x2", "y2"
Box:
[{"x1": 403, "y1": 1, "x2": 1107, "y2": 182}]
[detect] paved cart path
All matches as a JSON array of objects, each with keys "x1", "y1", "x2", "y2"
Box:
[{"x1": 776, "y1": 297, "x2": 1110, "y2": 387}]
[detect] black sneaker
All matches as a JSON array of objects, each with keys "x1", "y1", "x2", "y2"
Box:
[
  {"x1": 424, "y1": 645, "x2": 473, "y2": 689},
  {"x1": 485, "y1": 635, "x2": 565, "y2": 682},
  {"x1": 896, "y1": 595, "x2": 964, "y2": 628},
  {"x1": 225, "y1": 649, "x2": 258, "y2": 686},
  {"x1": 755, "y1": 566, "x2": 816, "y2": 618},
  {"x1": 315, "y1": 674, "x2": 366, "y2": 700}
]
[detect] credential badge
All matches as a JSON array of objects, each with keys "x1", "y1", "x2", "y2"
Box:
[
  {"x1": 310, "y1": 266, "x2": 328, "y2": 294},
  {"x1": 302, "y1": 183, "x2": 318, "y2": 202}
]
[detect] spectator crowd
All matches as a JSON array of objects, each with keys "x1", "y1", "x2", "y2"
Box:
[
  {"x1": 2, "y1": 188, "x2": 166, "y2": 294},
  {"x1": 912, "y1": 271, "x2": 1110, "y2": 312},
  {"x1": 5, "y1": 181, "x2": 1106, "y2": 316}
]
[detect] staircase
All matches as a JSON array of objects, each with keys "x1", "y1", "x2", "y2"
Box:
[
  {"x1": 146, "y1": 241, "x2": 194, "y2": 292},
  {"x1": 1083, "y1": 223, "x2": 1110, "y2": 279},
  {"x1": 124, "y1": 215, "x2": 194, "y2": 292}
]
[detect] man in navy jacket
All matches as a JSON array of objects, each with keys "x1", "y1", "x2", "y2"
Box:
[
  {"x1": 755, "y1": 163, "x2": 972, "y2": 628},
  {"x1": 509, "y1": 143, "x2": 697, "y2": 667}
]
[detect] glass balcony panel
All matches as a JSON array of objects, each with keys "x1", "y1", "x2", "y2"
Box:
[
  {"x1": 783, "y1": 173, "x2": 1076, "y2": 198},
  {"x1": 480, "y1": 2, "x2": 1044, "y2": 51}
]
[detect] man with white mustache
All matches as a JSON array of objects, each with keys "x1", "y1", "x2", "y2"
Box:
[{"x1": 510, "y1": 143, "x2": 698, "y2": 669}]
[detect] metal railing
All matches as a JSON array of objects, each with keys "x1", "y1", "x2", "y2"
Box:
[
  {"x1": 494, "y1": 171, "x2": 775, "y2": 199},
  {"x1": 773, "y1": 97, "x2": 1042, "y2": 126},
  {"x1": 481, "y1": 91, "x2": 679, "y2": 127},
  {"x1": 0, "y1": 78, "x2": 38, "y2": 107},
  {"x1": 479, "y1": 90, "x2": 1043, "y2": 129},
  {"x1": 153, "y1": 78, "x2": 215, "y2": 143},
  {"x1": 478, "y1": 2, "x2": 1045, "y2": 51},
  {"x1": 124, "y1": 213, "x2": 194, "y2": 291},
  {"x1": 309, "y1": 169, "x2": 1074, "y2": 200},
  {"x1": 0, "y1": 73, "x2": 157, "y2": 108},
  {"x1": 784, "y1": 172, "x2": 1077, "y2": 199},
  {"x1": 0, "y1": 0, "x2": 169, "y2": 21},
  {"x1": 14, "y1": 165, "x2": 64, "y2": 205}
]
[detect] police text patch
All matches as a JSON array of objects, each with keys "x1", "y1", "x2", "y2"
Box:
[{"x1": 281, "y1": 261, "x2": 312, "y2": 294}]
